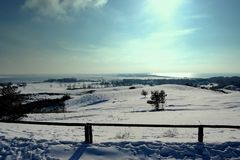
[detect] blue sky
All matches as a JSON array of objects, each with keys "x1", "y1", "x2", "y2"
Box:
[{"x1": 0, "y1": 0, "x2": 240, "y2": 75}]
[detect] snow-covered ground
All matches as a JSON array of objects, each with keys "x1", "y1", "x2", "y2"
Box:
[
  {"x1": 0, "y1": 83, "x2": 240, "y2": 159},
  {"x1": 1, "y1": 137, "x2": 239, "y2": 159}
]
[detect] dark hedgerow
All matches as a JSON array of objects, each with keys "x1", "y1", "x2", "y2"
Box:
[{"x1": 0, "y1": 84, "x2": 72, "y2": 121}]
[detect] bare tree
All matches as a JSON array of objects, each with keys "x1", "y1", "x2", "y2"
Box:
[{"x1": 141, "y1": 89, "x2": 148, "y2": 98}]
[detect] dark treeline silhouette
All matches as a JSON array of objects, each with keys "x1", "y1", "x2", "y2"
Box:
[
  {"x1": 0, "y1": 85, "x2": 25, "y2": 121},
  {"x1": 22, "y1": 95, "x2": 70, "y2": 114},
  {"x1": 0, "y1": 85, "x2": 71, "y2": 121},
  {"x1": 44, "y1": 78, "x2": 98, "y2": 83}
]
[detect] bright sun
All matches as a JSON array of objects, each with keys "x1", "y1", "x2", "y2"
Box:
[{"x1": 148, "y1": 0, "x2": 183, "y2": 22}]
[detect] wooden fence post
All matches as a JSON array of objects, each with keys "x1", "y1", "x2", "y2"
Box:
[
  {"x1": 198, "y1": 126, "x2": 204, "y2": 143},
  {"x1": 85, "y1": 124, "x2": 89, "y2": 143},
  {"x1": 85, "y1": 123, "x2": 93, "y2": 144},
  {"x1": 88, "y1": 125, "x2": 93, "y2": 144}
]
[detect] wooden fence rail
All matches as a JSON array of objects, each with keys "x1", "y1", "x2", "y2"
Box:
[{"x1": 0, "y1": 121, "x2": 239, "y2": 144}]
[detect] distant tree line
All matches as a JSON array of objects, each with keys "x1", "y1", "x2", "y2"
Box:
[
  {"x1": 43, "y1": 76, "x2": 240, "y2": 91},
  {"x1": 111, "y1": 76, "x2": 240, "y2": 90},
  {"x1": 44, "y1": 78, "x2": 98, "y2": 83}
]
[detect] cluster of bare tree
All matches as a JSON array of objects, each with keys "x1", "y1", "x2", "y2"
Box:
[{"x1": 141, "y1": 89, "x2": 167, "y2": 111}]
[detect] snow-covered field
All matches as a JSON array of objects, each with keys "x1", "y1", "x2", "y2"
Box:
[{"x1": 0, "y1": 83, "x2": 240, "y2": 159}]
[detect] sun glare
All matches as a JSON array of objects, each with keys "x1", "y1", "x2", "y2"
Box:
[{"x1": 148, "y1": 0, "x2": 183, "y2": 22}]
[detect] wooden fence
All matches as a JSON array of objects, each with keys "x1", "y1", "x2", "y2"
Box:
[{"x1": 0, "y1": 121, "x2": 239, "y2": 144}]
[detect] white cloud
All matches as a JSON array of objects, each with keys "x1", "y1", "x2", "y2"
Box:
[{"x1": 23, "y1": 0, "x2": 108, "y2": 20}]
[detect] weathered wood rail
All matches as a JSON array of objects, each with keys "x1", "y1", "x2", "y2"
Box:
[{"x1": 0, "y1": 121, "x2": 239, "y2": 144}]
